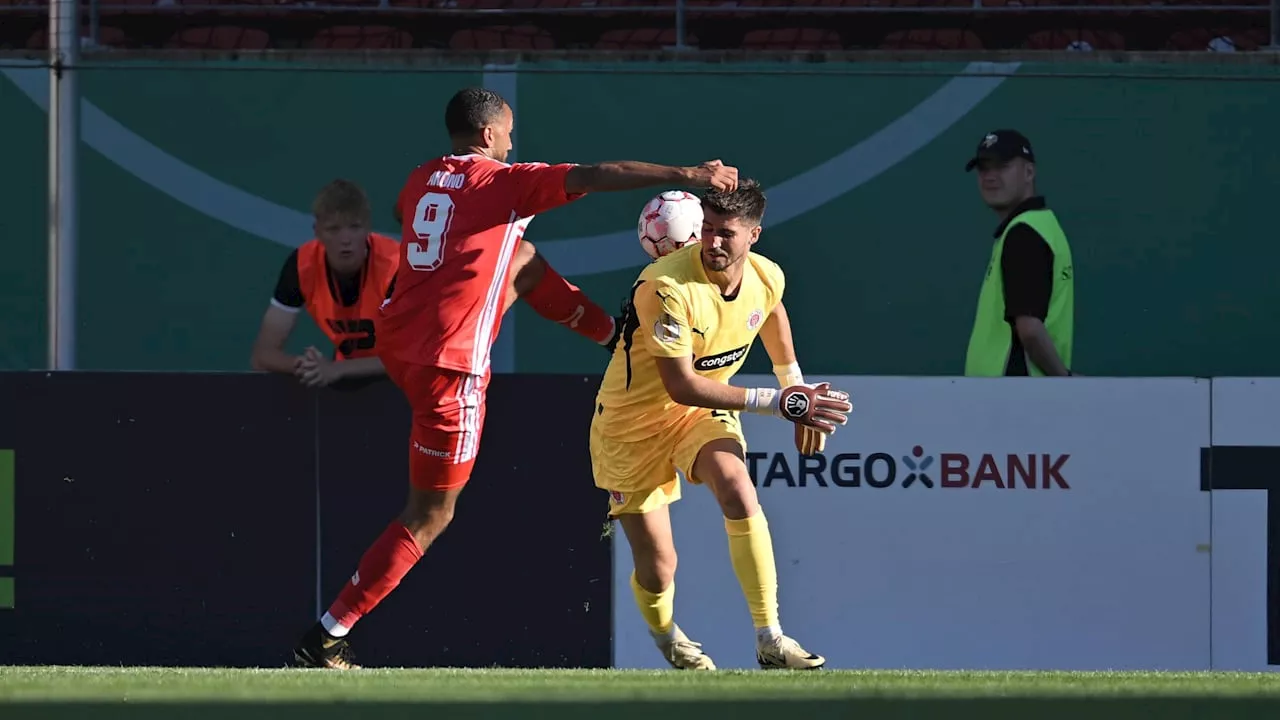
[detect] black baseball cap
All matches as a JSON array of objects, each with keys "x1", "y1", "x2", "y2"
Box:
[{"x1": 965, "y1": 129, "x2": 1035, "y2": 171}]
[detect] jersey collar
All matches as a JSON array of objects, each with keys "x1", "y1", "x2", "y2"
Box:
[{"x1": 993, "y1": 195, "x2": 1047, "y2": 238}]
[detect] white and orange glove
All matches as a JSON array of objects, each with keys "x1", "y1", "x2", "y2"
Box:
[{"x1": 743, "y1": 364, "x2": 852, "y2": 456}]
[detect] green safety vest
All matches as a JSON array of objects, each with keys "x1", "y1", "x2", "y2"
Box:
[{"x1": 963, "y1": 209, "x2": 1074, "y2": 377}]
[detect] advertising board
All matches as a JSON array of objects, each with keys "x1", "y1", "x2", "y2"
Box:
[
  {"x1": 1206, "y1": 378, "x2": 1280, "y2": 671},
  {"x1": 611, "y1": 376, "x2": 1213, "y2": 671}
]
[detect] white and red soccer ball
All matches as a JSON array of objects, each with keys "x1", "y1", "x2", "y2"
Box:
[{"x1": 637, "y1": 190, "x2": 703, "y2": 260}]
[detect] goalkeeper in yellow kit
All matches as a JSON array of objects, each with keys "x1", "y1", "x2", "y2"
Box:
[{"x1": 591, "y1": 178, "x2": 853, "y2": 670}]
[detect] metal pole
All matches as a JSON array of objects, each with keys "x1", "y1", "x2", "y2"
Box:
[
  {"x1": 48, "y1": 0, "x2": 79, "y2": 370},
  {"x1": 1271, "y1": 0, "x2": 1279, "y2": 48},
  {"x1": 674, "y1": 0, "x2": 686, "y2": 50}
]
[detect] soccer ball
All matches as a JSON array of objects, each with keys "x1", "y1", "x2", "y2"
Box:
[{"x1": 637, "y1": 191, "x2": 703, "y2": 260}]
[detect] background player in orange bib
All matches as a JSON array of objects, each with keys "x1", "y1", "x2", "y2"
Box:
[
  {"x1": 292, "y1": 87, "x2": 739, "y2": 668},
  {"x1": 591, "y1": 179, "x2": 852, "y2": 670},
  {"x1": 250, "y1": 179, "x2": 400, "y2": 388}
]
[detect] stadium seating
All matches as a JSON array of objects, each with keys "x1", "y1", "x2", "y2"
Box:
[
  {"x1": 0, "y1": 0, "x2": 1271, "y2": 52},
  {"x1": 310, "y1": 25, "x2": 415, "y2": 49}
]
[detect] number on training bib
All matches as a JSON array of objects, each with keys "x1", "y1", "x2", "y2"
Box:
[{"x1": 409, "y1": 191, "x2": 455, "y2": 271}]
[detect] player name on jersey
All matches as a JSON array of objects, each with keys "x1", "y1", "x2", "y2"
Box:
[{"x1": 428, "y1": 170, "x2": 466, "y2": 190}]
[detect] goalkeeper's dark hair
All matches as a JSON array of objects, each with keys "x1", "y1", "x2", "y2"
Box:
[
  {"x1": 701, "y1": 178, "x2": 766, "y2": 226},
  {"x1": 444, "y1": 87, "x2": 509, "y2": 138}
]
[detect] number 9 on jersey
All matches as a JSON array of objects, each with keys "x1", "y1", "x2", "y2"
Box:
[{"x1": 410, "y1": 191, "x2": 455, "y2": 271}]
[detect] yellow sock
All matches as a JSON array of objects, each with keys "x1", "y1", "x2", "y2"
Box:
[
  {"x1": 630, "y1": 571, "x2": 675, "y2": 636},
  {"x1": 725, "y1": 512, "x2": 780, "y2": 630}
]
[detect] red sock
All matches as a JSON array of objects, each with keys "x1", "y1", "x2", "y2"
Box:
[
  {"x1": 322, "y1": 520, "x2": 423, "y2": 634},
  {"x1": 523, "y1": 262, "x2": 616, "y2": 345}
]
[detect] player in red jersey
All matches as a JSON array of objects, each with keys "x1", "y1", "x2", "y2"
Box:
[{"x1": 292, "y1": 87, "x2": 738, "y2": 669}]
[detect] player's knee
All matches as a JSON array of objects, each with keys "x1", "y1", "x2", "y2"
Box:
[
  {"x1": 511, "y1": 242, "x2": 545, "y2": 297},
  {"x1": 704, "y1": 459, "x2": 760, "y2": 521},
  {"x1": 711, "y1": 474, "x2": 759, "y2": 521},
  {"x1": 694, "y1": 439, "x2": 760, "y2": 521},
  {"x1": 516, "y1": 239, "x2": 538, "y2": 260},
  {"x1": 399, "y1": 487, "x2": 460, "y2": 546},
  {"x1": 619, "y1": 511, "x2": 678, "y2": 591},
  {"x1": 635, "y1": 545, "x2": 677, "y2": 592}
]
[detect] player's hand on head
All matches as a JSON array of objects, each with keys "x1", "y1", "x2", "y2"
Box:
[
  {"x1": 777, "y1": 382, "x2": 852, "y2": 435},
  {"x1": 692, "y1": 160, "x2": 738, "y2": 192}
]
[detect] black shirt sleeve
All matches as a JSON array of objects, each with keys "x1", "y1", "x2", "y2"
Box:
[
  {"x1": 271, "y1": 250, "x2": 304, "y2": 309},
  {"x1": 1000, "y1": 224, "x2": 1053, "y2": 321}
]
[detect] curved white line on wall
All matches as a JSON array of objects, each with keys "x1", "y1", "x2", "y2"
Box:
[
  {"x1": 540, "y1": 62, "x2": 1020, "y2": 275},
  {"x1": 1, "y1": 60, "x2": 1018, "y2": 276},
  {"x1": 2, "y1": 62, "x2": 323, "y2": 246}
]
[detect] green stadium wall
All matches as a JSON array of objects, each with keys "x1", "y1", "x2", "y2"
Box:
[{"x1": 1, "y1": 59, "x2": 1277, "y2": 376}]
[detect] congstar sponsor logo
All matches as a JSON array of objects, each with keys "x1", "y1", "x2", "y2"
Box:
[
  {"x1": 746, "y1": 445, "x2": 1070, "y2": 490},
  {"x1": 693, "y1": 345, "x2": 748, "y2": 372}
]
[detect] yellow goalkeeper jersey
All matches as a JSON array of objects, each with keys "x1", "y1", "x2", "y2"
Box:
[{"x1": 593, "y1": 243, "x2": 786, "y2": 443}]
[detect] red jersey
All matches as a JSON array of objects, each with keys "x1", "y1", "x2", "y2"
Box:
[{"x1": 378, "y1": 154, "x2": 586, "y2": 375}]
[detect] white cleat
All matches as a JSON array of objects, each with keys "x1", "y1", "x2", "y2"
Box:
[
  {"x1": 756, "y1": 634, "x2": 825, "y2": 670},
  {"x1": 653, "y1": 625, "x2": 717, "y2": 670}
]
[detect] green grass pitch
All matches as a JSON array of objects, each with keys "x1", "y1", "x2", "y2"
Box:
[{"x1": 2, "y1": 667, "x2": 1280, "y2": 719}]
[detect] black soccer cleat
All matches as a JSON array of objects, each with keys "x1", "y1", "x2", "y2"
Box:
[{"x1": 293, "y1": 622, "x2": 360, "y2": 670}]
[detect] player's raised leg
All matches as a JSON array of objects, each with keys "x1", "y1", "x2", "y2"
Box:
[
  {"x1": 508, "y1": 240, "x2": 619, "y2": 348},
  {"x1": 615, "y1": 503, "x2": 716, "y2": 671},
  {"x1": 691, "y1": 436, "x2": 825, "y2": 670},
  {"x1": 293, "y1": 363, "x2": 484, "y2": 669}
]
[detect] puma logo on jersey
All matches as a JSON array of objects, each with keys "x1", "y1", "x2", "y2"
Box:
[{"x1": 693, "y1": 344, "x2": 748, "y2": 372}]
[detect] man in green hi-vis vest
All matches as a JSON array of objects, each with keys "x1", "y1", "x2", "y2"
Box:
[{"x1": 962, "y1": 129, "x2": 1075, "y2": 377}]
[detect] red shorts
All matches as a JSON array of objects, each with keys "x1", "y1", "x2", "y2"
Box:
[{"x1": 383, "y1": 356, "x2": 490, "y2": 491}]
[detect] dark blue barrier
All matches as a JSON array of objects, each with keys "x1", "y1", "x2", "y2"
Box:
[{"x1": 0, "y1": 372, "x2": 611, "y2": 668}]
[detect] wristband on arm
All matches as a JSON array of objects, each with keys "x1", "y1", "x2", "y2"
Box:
[
  {"x1": 743, "y1": 387, "x2": 779, "y2": 416},
  {"x1": 744, "y1": 363, "x2": 806, "y2": 416},
  {"x1": 774, "y1": 362, "x2": 804, "y2": 388}
]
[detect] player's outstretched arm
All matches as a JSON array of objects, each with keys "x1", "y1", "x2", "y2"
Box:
[{"x1": 564, "y1": 160, "x2": 738, "y2": 195}]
